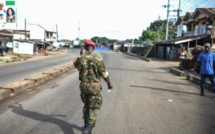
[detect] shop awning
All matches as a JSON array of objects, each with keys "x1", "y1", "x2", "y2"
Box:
[{"x1": 155, "y1": 35, "x2": 207, "y2": 45}]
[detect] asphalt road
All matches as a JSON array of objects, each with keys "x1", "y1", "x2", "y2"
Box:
[
  {"x1": 0, "y1": 49, "x2": 80, "y2": 86},
  {"x1": 0, "y1": 51, "x2": 215, "y2": 134}
]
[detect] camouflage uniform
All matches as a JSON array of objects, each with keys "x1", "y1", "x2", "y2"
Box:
[{"x1": 74, "y1": 52, "x2": 108, "y2": 126}]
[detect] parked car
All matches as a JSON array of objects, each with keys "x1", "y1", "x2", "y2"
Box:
[
  {"x1": 0, "y1": 46, "x2": 9, "y2": 56},
  {"x1": 63, "y1": 44, "x2": 70, "y2": 48}
]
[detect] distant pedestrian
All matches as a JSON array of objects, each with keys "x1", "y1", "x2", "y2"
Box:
[
  {"x1": 178, "y1": 47, "x2": 187, "y2": 70},
  {"x1": 73, "y1": 39, "x2": 113, "y2": 134},
  {"x1": 191, "y1": 43, "x2": 215, "y2": 96}
]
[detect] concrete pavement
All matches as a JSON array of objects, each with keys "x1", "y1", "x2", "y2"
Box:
[
  {"x1": 0, "y1": 49, "x2": 67, "y2": 65},
  {"x1": 0, "y1": 49, "x2": 72, "y2": 102},
  {"x1": 124, "y1": 52, "x2": 215, "y2": 94},
  {"x1": 0, "y1": 50, "x2": 213, "y2": 103}
]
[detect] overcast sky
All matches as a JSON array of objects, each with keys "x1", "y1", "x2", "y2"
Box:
[{"x1": 14, "y1": 0, "x2": 215, "y2": 40}]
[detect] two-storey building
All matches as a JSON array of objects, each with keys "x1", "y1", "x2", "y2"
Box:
[
  {"x1": 27, "y1": 23, "x2": 57, "y2": 52},
  {"x1": 154, "y1": 8, "x2": 215, "y2": 61}
]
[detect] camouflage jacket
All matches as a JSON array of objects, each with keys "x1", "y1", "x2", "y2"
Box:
[{"x1": 74, "y1": 52, "x2": 108, "y2": 82}]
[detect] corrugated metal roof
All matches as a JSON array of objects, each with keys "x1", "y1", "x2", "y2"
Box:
[
  {"x1": 28, "y1": 23, "x2": 47, "y2": 31},
  {"x1": 187, "y1": 12, "x2": 194, "y2": 17},
  {"x1": 0, "y1": 33, "x2": 13, "y2": 37},
  {"x1": 198, "y1": 8, "x2": 215, "y2": 16},
  {"x1": 175, "y1": 16, "x2": 184, "y2": 25},
  {"x1": 183, "y1": 12, "x2": 194, "y2": 21},
  {"x1": 13, "y1": 39, "x2": 34, "y2": 43},
  {"x1": 14, "y1": 30, "x2": 30, "y2": 32},
  {"x1": 191, "y1": 8, "x2": 215, "y2": 19},
  {"x1": 155, "y1": 35, "x2": 207, "y2": 45},
  {"x1": 45, "y1": 30, "x2": 56, "y2": 33},
  {"x1": 0, "y1": 29, "x2": 13, "y2": 33}
]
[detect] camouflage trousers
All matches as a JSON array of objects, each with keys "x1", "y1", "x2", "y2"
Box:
[{"x1": 79, "y1": 82, "x2": 103, "y2": 126}]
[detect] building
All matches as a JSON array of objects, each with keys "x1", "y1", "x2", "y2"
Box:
[
  {"x1": 27, "y1": 23, "x2": 57, "y2": 52},
  {"x1": 154, "y1": 8, "x2": 215, "y2": 61}
]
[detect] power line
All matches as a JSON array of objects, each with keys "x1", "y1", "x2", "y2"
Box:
[
  {"x1": 163, "y1": 0, "x2": 214, "y2": 40},
  {"x1": 169, "y1": 0, "x2": 215, "y2": 16}
]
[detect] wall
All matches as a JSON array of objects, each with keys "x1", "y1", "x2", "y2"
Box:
[
  {"x1": 28, "y1": 25, "x2": 44, "y2": 40},
  {"x1": 177, "y1": 23, "x2": 183, "y2": 37},
  {"x1": 13, "y1": 41, "x2": 34, "y2": 55},
  {"x1": 13, "y1": 34, "x2": 26, "y2": 40}
]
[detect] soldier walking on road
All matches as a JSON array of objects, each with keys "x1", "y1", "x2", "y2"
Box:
[
  {"x1": 73, "y1": 39, "x2": 113, "y2": 134},
  {"x1": 191, "y1": 43, "x2": 215, "y2": 96}
]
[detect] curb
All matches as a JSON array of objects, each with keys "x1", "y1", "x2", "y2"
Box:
[
  {"x1": 0, "y1": 89, "x2": 11, "y2": 101},
  {"x1": 170, "y1": 68, "x2": 186, "y2": 77},
  {"x1": 24, "y1": 74, "x2": 52, "y2": 85},
  {"x1": 136, "y1": 55, "x2": 151, "y2": 62},
  {"x1": 0, "y1": 50, "x2": 67, "y2": 65},
  {"x1": 42, "y1": 69, "x2": 63, "y2": 78},
  {"x1": 124, "y1": 52, "x2": 151, "y2": 62},
  {"x1": 54, "y1": 66, "x2": 70, "y2": 73},
  {"x1": 0, "y1": 64, "x2": 75, "y2": 102},
  {"x1": 170, "y1": 67, "x2": 213, "y2": 91},
  {"x1": 0, "y1": 80, "x2": 35, "y2": 95},
  {"x1": 0, "y1": 57, "x2": 28, "y2": 65}
]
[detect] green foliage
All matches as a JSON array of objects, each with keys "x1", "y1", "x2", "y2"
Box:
[
  {"x1": 140, "y1": 19, "x2": 177, "y2": 41},
  {"x1": 148, "y1": 20, "x2": 166, "y2": 31},
  {"x1": 14, "y1": 54, "x2": 27, "y2": 60},
  {"x1": 139, "y1": 30, "x2": 158, "y2": 41},
  {"x1": 168, "y1": 22, "x2": 177, "y2": 39},
  {"x1": 91, "y1": 36, "x2": 118, "y2": 44},
  {"x1": 79, "y1": 39, "x2": 85, "y2": 44},
  {"x1": 108, "y1": 39, "x2": 118, "y2": 43}
]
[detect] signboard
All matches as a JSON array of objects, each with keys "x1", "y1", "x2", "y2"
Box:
[
  {"x1": 74, "y1": 40, "x2": 79, "y2": 45},
  {"x1": 0, "y1": 0, "x2": 16, "y2": 29}
]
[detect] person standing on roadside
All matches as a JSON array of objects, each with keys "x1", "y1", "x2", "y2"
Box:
[
  {"x1": 178, "y1": 47, "x2": 188, "y2": 70},
  {"x1": 191, "y1": 42, "x2": 215, "y2": 96},
  {"x1": 73, "y1": 39, "x2": 113, "y2": 134}
]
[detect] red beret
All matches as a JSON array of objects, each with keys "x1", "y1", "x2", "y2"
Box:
[{"x1": 85, "y1": 39, "x2": 95, "y2": 46}]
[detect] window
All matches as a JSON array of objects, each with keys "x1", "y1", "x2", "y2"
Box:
[{"x1": 188, "y1": 25, "x2": 192, "y2": 31}]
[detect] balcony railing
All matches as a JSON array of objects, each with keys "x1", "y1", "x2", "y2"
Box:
[
  {"x1": 184, "y1": 31, "x2": 194, "y2": 37},
  {"x1": 184, "y1": 26, "x2": 215, "y2": 37}
]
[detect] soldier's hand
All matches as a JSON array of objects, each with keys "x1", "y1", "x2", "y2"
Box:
[{"x1": 81, "y1": 45, "x2": 84, "y2": 50}]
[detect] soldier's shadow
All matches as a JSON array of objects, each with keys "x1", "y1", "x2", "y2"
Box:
[{"x1": 8, "y1": 104, "x2": 82, "y2": 134}]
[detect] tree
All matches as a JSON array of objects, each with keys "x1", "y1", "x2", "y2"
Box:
[
  {"x1": 91, "y1": 36, "x2": 118, "y2": 44},
  {"x1": 91, "y1": 36, "x2": 100, "y2": 44},
  {"x1": 139, "y1": 19, "x2": 177, "y2": 41},
  {"x1": 139, "y1": 30, "x2": 158, "y2": 41},
  {"x1": 168, "y1": 21, "x2": 177, "y2": 39}
]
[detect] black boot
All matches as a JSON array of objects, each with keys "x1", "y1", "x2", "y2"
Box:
[
  {"x1": 200, "y1": 92, "x2": 205, "y2": 96},
  {"x1": 82, "y1": 123, "x2": 94, "y2": 134},
  {"x1": 83, "y1": 120, "x2": 87, "y2": 129}
]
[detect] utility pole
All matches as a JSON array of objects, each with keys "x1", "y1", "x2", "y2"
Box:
[
  {"x1": 25, "y1": 18, "x2": 26, "y2": 40},
  {"x1": 16, "y1": 7, "x2": 18, "y2": 28},
  {"x1": 78, "y1": 21, "x2": 80, "y2": 44},
  {"x1": 165, "y1": 0, "x2": 170, "y2": 40},
  {"x1": 56, "y1": 24, "x2": 58, "y2": 41},
  {"x1": 177, "y1": 0, "x2": 182, "y2": 18}
]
